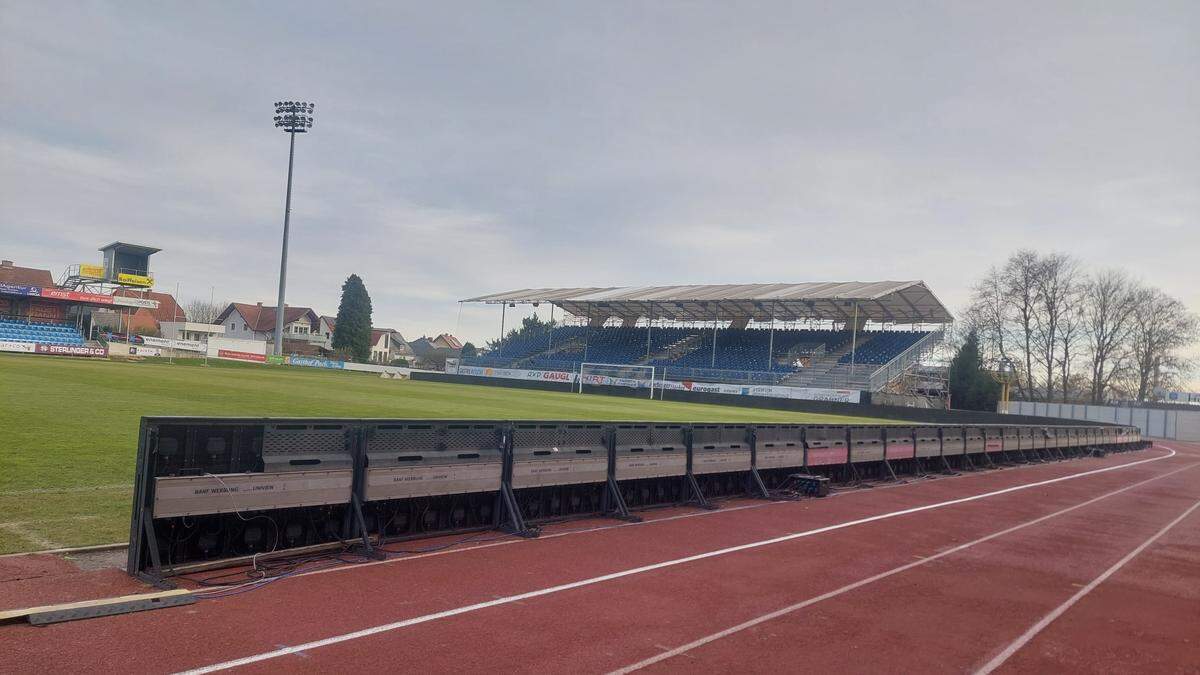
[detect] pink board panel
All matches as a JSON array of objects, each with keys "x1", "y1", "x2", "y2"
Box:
[{"x1": 807, "y1": 446, "x2": 846, "y2": 466}]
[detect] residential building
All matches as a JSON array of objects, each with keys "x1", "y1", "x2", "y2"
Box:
[
  {"x1": 369, "y1": 328, "x2": 413, "y2": 364},
  {"x1": 317, "y1": 315, "x2": 337, "y2": 349},
  {"x1": 431, "y1": 333, "x2": 463, "y2": 351},
  {"x1": 214, "y1": 302, "x2": 328, "y2": 355}
]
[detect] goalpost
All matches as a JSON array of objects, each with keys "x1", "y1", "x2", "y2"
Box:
[{"x1": 578, "y1": 362, "x2": 657, "y2": 399}]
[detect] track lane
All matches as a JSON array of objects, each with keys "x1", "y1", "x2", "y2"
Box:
[
  {"x1": 0, "y1": 447, "x2": 1183, "y2": 673},
  {"x1": 616, "y1": 462, "x2": 1200, "y2": 673},
  {"x1": 991, "y1": 497, "x2": 1200, "y2": 673},
  {"x1": 184, "y1": 450, "x2": 1187, "y2": 674}
]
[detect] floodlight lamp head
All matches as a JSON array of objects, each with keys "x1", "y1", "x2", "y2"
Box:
[{"x1": 273, "y1": 99, "x2": 316, "y2": 133}]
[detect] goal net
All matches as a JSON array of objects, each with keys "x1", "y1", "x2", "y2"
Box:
[{"x1": 578, "y1": 362, "x2": 657, "y2": 399}]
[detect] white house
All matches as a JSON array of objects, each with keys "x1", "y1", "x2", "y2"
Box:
[
  {"x1": 370, "y1": 328, "x2": 413, "y2": 364},
  {"x1": 317, "y1": 315, "x2": 337, "y2": 349},
  {"x1": 214, "y1": 302, "x2": 323, "y2": 350}
]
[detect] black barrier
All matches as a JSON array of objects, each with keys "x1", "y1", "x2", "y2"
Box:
[
  {"x1": 127, "y1": 418, "x2": 1149, "y2": 580},
  {"x1": 411, "y1": 371, "x2": 1123, "y2": 428}
]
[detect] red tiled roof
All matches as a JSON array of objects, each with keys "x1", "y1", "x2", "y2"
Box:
[
  {"x1": 0, "y1": 262, "x2": 54, "y2": 288},
  {"x1": 434, "y1": 333, "x2": 463, "y2": 349},
  {"x1": 217, "y1": 303, "x2": 319, "y2": 332},
  {"x1": 371, "y1": 327, "x2": 403, "y2": 344},
  {"x1": 114, "y1": 289, "x2": 186, "y2": 322}
]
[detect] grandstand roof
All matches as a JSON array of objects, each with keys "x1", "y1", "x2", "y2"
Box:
[{"x1": 463, "y1": 281, "x2": 952, "y2": 324}]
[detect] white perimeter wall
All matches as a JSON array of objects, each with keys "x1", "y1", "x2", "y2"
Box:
[{"x1": 1006, "y1": 400, "x2": 1200, "y2": 441}]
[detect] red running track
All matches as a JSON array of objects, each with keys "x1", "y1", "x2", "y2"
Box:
[{"x1": 1, "y1": 442, "x2": 1197, "y2": 674}]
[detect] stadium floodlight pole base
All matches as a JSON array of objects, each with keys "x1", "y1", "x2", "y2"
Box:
[
  {"x1": 604, "y1": 476, "x2": 641, "y2": 522},
  {"x1": 686, "y1": 473, "x2": 717, "y2": 510}
]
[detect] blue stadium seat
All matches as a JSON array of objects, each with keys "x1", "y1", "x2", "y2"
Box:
[{"x1": 0, "y1": 318, "x2": 86, "y2": 347}]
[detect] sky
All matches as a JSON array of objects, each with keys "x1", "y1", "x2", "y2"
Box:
[{"x1": 1, "y1": 2, "x2": 1197, "y2": 380}]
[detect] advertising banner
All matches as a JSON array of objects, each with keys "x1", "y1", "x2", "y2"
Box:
[
  {"x1": 79, "y1": 264, "x2": 106, "y2": 279},
  {"x1": 117, "y1": 272, "x2": 154, "y2": 287},
  {"x1": 32, "y1": 287, "x2": 159, "y2": 309},
  {"x1": 0, "y1": 282, "x2": 41, "y2": 297},
  {"x1": 217, "y1": 349, "x2": 266, "y2": 363},
  {"x1": 140, "y1": 335, "x2": 206, "y2": 352},
  {"x1": 35, "y1": 344, "x2": 108, "y2": 357},
  {"x1": 128, "y1": 346, "x2": 162, "y2": 357},
  {"x1": 288, "y1": 355, "x2": 345, "y2": 369},
  {"x1": 39, "y1": 288, "x2": 114, "y2": 304},
  {"x1": 454, "y1": 365, "x2": 861, "y2": 404},
  {"x1": 111, "y1": 295, "x2": 160, "y2": 309},
  {"x1": 267, "y1": 355, "x2": 285, "y2": 365},
  {"x1": 0, "y1": 340, "x2": 37, "y2": 353}
]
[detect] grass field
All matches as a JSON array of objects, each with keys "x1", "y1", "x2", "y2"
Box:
[{"x1": 0, "y1": 353, "x2": 888, "y2": 554}]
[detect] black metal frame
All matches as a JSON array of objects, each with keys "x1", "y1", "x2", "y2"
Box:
[{"x1": 127, "y1": 418, "x2": 1143, "y2": 579}]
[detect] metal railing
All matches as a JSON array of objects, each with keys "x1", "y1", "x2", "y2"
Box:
[{"x1": 867, "y1": 330, "x2": 945, "y2": 391}]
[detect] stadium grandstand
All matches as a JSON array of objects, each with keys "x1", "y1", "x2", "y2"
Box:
[
  {"x1": 460, "y1": 282, "x2": 952, "y2": 393},
  {"x1": 0, "y1": 243, "x2": 162, "y2": 357}
]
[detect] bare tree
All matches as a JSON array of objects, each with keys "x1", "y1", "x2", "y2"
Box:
[
  {"x1": 1002, "y1": 250, "x2": 1042, "y2": 399},
  {"x1": 966, "y1": 266, "x2": 1011, "y2": 367},
  {"x1": 1031, "y1": 252, "x2": 1078, "y2": 400},
  {"x1": 185, "y1": 298, "x2": 227, "y2": 324},
  {"x1": 1082, "y1": 270, "x2": 1139, "y2": 403},
  {"x1": 1127, "y1": 288, "x2": 1198, "y2": 402},
  {"x1": 1055, "y1": 283, "x2": 1085, "y2": 402}
]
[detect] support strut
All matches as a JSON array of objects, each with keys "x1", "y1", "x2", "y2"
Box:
[
  {"x1": 499, "y1": 484, "x2": 539, "y2": 537},
  {"x1": 749, "y1": 467, "x2": 771, "y2": 499},
  {"x1": 605, "y1": 476, "x2": 641, "y2": 522},
  {"x1": 882, "y1": 458, "x2": 899, "y2": 482},
  {"x1": 687, "y1": 473, "x2": 716, "y2": 510}
]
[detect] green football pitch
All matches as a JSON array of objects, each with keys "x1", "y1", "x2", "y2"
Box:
[{"x1": 0, "y1": 353, "x2": 888, "y2": 554}]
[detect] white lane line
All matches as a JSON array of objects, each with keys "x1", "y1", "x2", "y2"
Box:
[
  {"x1": 178, "y1": 448, "x2": 1177, "y2": 674},
  {"x1": 974, "y1": 495, "x2": 1200, "y2": 675},
  {"x1": 609, "y1": 461, "x2": 1199, "y2": 673}
]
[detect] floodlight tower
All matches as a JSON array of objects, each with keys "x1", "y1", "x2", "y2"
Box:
[{"x1": 271, "y1": 100, "x2": 315, "y2": 356}]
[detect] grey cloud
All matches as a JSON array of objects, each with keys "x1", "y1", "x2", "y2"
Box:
[{"x1": 1, "y1": 1, "x2": 1196, "y2": 376}]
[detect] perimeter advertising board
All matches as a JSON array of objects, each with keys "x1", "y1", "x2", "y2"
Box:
[
  {"x1": 454, "y1": 365, "x2": 861, "y2": 403},
  {"x1": 140, "y1": 336, "x2": 206, "y2": 353},
  {"x1": 35, "y1": 344, "x2": 108, "y2": 357},
  {"x1": 0, "y1": 341, "x2": 37, "y2": 353},
  {"x1": 217, "y1": 349, "x2": 266, "y2": 363}
]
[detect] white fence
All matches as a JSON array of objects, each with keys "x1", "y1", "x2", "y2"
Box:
[{"x1": 1005, "y1": 400, "x2": 1200, "y2": 441}]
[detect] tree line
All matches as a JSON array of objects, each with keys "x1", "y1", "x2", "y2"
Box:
[{"x1": 962, "y1": 250, "x2": 1197, "y2": 404}]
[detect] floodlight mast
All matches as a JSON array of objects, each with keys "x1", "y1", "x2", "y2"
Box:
[{"x1": 272, "y1": 100, "x2": 315, "y2": 356}]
